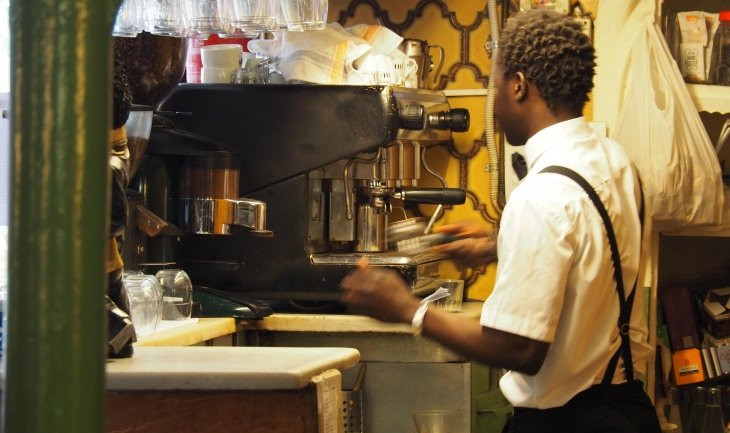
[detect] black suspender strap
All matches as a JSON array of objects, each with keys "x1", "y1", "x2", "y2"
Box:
[{"x1": 539, "y1": 165, "x2": 644, "y2": 385}]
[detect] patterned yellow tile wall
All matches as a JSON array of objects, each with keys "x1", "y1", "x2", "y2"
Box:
[{"x1": 327, "y1": 1, "x2": 598, "y2": 300}]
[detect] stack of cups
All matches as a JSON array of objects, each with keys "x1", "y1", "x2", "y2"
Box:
[
  {"x1": 186, "y1": 35, "x2": 250, "y2": 83},
  {"x1": 201, "y1": 43, "x2": 244, "y2": 83}
]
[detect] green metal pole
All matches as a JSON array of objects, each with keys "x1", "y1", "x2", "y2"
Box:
[{"x1": 5, "y1": 0, "x2": 121, "y2": 432}]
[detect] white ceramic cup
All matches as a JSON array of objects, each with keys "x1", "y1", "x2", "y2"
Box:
[
  {"x1": 200, "y1": 44, "x2": 243, "y2": 69},
  {"x1": 201, "y1": 66, "x2": 236, "y2": 83}
]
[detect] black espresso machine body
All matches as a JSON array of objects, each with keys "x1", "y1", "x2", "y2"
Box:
[{"x1": 141, "y1": 84, "x2": 469, "y2": 304}]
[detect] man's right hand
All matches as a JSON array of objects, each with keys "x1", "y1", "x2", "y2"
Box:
[{"x1": 432, "y1": 220, "x2": 497, "y2": 269}]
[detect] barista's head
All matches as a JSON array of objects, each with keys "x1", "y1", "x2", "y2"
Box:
[{"x1": 494, "y1": 10, "x2": 595, "y2": 145}]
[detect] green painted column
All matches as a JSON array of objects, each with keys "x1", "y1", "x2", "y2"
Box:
[{"x1": 5, "y1": 0, "x2": 121, "y2": 432}]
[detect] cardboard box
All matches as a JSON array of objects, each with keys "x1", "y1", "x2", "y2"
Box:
[{"x1": 672, "y1": 348, "x2": 706, "y2": 385}]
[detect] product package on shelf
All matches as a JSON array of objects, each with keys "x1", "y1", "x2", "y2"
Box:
[
  {"x1": 700, "y1": 287, "x2": 730, "y2": 339},
  {"x1": 675, "y1": 11, "x2": 719, "y2": 84},
  {"x1": 661, "y1": 286, "x2": 702, "y2": 351},
  {"x1": 672, "y1": 348, "x2": 706, "y2": 385}
]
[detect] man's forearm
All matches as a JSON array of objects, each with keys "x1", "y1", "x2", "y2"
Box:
[{"x1": 418, "y1": 306, "x2": 548, "y2": 374}]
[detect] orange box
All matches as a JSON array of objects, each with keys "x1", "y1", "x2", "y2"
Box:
[{"x1": 672, "y1": 348, "x2": 706, "y2": 385}]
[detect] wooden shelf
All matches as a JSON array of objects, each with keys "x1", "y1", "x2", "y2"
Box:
[{"x1": 687, "y1": 84, "x2": 730, "y2": 114}]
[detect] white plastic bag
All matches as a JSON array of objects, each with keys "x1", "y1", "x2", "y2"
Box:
[{"x1": 612, "y1": 16, "x2": 724, "y2": 231}]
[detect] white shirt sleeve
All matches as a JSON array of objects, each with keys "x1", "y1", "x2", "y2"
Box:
[{"x1": 480, "y1": 180, "x2": 577, "y2": 343}]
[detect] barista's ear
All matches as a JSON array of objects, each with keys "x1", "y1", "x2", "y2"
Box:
[{"x1": 514, "y1": 72, "x2": 528, "y2": 102}]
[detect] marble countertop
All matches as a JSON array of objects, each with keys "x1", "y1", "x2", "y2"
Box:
[
  {"x1": 134, "y1": 317, "x2": 237, "y2": 347},
  {"x1": 106, "y1": 346, "x2": 360, "y2": 391},
  {"x1": 247, "y1": 300, "x2": 484, "y2": 333}
]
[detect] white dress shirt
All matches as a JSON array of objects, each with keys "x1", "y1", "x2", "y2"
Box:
[{"x1": 481, "y1": 117, "x2": 652, "y2": 409}]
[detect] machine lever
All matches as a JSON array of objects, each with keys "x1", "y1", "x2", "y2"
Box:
[{"x1": 393, "y1": 188, "x2": 466, "y2": 205}]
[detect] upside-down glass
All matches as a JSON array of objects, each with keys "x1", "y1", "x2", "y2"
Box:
[
  {"x1": 145, "y1": 0, "x2": 187, "y2": 37},
  {"x1": 113, "y1": 0, "x2": 143, "y2": 37},
  {"x1": 155, "y1": 269, "x2": 193, "y2": 320},
  {"x1": 123, "y1": 274, "x2": 163, "y2": 336},
  {"x1": 182, "y1": 0, "x2": 229, "y2": 38},
  {"x1": 229, "y1": 0, "x2": 278, "y2": 37},
  {"x1": 278, "y1": 0, "x2": 328, "y2": 31}
]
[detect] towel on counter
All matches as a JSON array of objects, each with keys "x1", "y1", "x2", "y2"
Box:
[
  {"x1": 248, "y1": 23, "x2": 407, "y2": 85},
  {"x1": 347, "y1": 23, "x2": 403, "y2": 54}
]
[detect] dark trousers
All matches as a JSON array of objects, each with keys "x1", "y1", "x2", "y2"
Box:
[{"x1": 502, "y1": 380, "x2": 661, "y2": 433}]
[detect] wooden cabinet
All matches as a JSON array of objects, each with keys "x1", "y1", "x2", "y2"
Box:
[
  {"x1": 242, "y1": 304, "x2": 509, "y2": 433},
  {"x1": 105, "y1": 345, "x2": 359, "y2": 433}
]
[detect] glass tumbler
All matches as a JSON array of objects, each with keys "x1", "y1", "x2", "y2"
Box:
[
  {"x1": 278, "y1": 0, "x2": 328, "y2": 31},
  {"x1": 433, "y1": 279, "x2": 464, "y2": 312},
  {"x1": 230, "y1": 0, "x2": 278, "y2": 37},
  {"x1": 123, "y1": 274, "x2": 163, "y2": 336},
  {"x1": 144, "y1": 0, "x2": 187, "y2": 37},
  {"x1": 412, "y1": 409, "x2": 457, "y2": 433},
  {"x1": 155, "y1": 269, "x2": 193, "y2": 320},
  {"x1": 113, "y1": 0, "x2": 144, "y2": 37},
  {"x1": 182, "y1": 0, "x2": 229, "y2": 38}
]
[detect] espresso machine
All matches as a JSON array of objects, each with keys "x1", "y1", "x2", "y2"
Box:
[{"x1": 133, "y1": 84, "x2": 469, "y2": 307}]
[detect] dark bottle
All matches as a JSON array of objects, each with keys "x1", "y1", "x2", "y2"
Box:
[
  {"x1": 724, "y1": 386, "x2": 730, "y2": 428},
  {"x1": 709, "y1": 11, "x2": 730, "y2": 85},
  {"x1": 680, "y1": 386, "x2": 694, "y2": 433},
  {"x1": 666, "y1": 387, "x2": 683, "y2": 432},
  {"x1": 701, "y1": 387, "x2": 726, "y2": 433},
  {"x1": 687, "y1": 386, "x2": 706, "y2": 433}
]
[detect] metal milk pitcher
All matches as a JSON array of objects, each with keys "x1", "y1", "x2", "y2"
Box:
[{"x1": 399, "y1": 38, "x2": 445, "y2": 89}]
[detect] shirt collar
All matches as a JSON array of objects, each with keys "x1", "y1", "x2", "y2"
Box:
[{"x1": 524, "y1": 117, "x2": 592, "y2": 171}]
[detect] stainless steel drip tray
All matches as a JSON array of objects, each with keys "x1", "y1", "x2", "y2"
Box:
[
  {"x1": 310, "y1": 251, "x2": 444, "y2": 266},
  {"x1": 310, "y1": 251, "x2": 445, "y2": 295}
]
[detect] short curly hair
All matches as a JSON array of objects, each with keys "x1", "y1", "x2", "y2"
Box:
[{"x1": 498, "y1": 9, "x2": 595, "y2": 114}]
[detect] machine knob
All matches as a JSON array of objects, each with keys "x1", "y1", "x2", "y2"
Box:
[
  {"x1": 427, "y1": 108, "x2": 470, "y2": 132},
  {"x1": 399, "y1": 104, "x2": 426, "y2": 130}
]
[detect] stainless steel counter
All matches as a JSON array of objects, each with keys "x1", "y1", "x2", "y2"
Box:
[
  {"x1": 245, "y1": 301, "x2": 483, "y2": 363},
  {"x1": 241, "y1": 301, "x2": 509, "y2": 433}
]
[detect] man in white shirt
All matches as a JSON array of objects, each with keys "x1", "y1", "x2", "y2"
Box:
[{"x1": 339, "y1": 9, "x2": 661, "y2": 433}]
